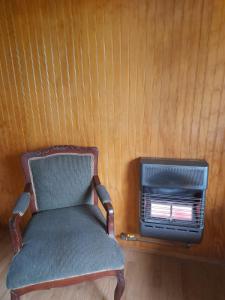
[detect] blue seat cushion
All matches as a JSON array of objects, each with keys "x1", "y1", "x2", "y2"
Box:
[{"x1": 7, "y1": 205, "x2": 124, "y2": 289}]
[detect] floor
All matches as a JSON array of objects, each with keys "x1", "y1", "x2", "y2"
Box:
[{"x1": 1, "y1": 228, "x2": 225, "y2": 300}]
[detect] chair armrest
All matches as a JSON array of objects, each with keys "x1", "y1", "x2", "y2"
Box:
[
  {"x1": 13, "y1": 192, "x2": 30, "y2": 216},
  {"x1": 93, "y1": 175, "x2": 114, "y2": 238},
  {"x1": 9, "y1": 184, "x2": 31, "y2": 254},
  {"x1": 95, "y1": 184, "x2": 111, "y2": 204}
]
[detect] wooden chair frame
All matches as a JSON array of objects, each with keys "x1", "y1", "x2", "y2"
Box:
[{"x1": 9, "y1": 145, "x2": 125, "y2": 300}]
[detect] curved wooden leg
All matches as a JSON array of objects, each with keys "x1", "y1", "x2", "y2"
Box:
[
  {"x1": 11, "y1": 290, "x2": 20, "y2": 300},
  {"x1": 114, "y1": 270, "x2": 125, "y2": 300}
]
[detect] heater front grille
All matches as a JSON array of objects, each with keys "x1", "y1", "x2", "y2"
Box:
[{"x1": 141, "y1": 189, "x2": 204, "y2": 229}]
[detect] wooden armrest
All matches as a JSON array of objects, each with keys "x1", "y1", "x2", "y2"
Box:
[
  {"x1": 9, "y1": 183, "x2": 31, "y2": 254},
  {"x1": 9, "y1": 214, "x2": 23, "y2": 255},
  {"x1": 93, "y1": 175, "x2": 114, "y2": 238}
]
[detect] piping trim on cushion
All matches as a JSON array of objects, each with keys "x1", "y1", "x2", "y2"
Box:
[{"x1": 11, "y1": 266, "x2": 125, "y2": 290}]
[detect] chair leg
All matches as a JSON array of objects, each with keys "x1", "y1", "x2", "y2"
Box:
[
  {"x1": 114, "y1": 270, "x2": 125, "y2": 300},
  {"x1": 11, "y1": 290, "x2": 20, "y2": 300}
]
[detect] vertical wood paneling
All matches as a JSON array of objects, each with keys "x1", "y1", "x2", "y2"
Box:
[{"x1": 1, "y1": 0, "x2": 225, "y2": 260}]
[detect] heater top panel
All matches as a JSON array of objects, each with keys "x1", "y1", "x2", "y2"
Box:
[{"x1": 140, "y1": 157, "x2": 208, "y2": 190}]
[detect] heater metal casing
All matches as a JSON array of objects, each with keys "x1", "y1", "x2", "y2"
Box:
[{"x1": 140, "y1": 158, "x2": 208, "y2": 243}]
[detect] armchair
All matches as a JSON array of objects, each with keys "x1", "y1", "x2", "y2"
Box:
[{"x1": 7, "y1": 146, "x2": 125, "y2": 300}]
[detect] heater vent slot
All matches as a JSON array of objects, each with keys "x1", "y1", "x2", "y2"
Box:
[{"x1": 142, "y1": 165, "x2": 207, "y2": 189}]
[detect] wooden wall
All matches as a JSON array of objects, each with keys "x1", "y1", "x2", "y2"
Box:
[{"x1": 1, "y1": 0, "x2": 225, "y2": 260}]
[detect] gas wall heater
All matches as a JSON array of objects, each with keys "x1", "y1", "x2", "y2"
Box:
[{"x1": 140, "y1": 158, "x2": 208, "y2": 243}]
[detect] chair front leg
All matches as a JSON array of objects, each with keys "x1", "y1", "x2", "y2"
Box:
[
  {"x1": 11, "y1": 290, "x2": 20, "y2": 300},
  {"x1": 114, "y1": 270, "x2": 125, "y2": 300}
]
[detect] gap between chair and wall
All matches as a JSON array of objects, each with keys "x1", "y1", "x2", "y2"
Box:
[{"x1": 117, "y1": 234, "x2": 225, "y2": 266}]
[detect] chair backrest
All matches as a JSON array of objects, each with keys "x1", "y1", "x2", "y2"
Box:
[{"x1": 22, "y1": 146, "x2": 98, "y2": 212}]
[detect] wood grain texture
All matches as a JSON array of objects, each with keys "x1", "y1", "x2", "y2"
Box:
[
  {"x1": 1, "y1": 0, "x2": 225, "y2": 260},
  {"x1": 1, "y1": 229, "x2": 225, "y2": 300}
]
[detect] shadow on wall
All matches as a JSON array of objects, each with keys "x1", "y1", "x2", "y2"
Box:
[
  {"x1": 125, "y1": 158, "x2": 140, "y2": 234},
  {"x1": 0, "y1": 152, "x2": 25, "y2": 226}
]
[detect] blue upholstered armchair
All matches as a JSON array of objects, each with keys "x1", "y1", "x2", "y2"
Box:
[{"x1": 7, "y1": 146, "x2": 125, "y2": 300}]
